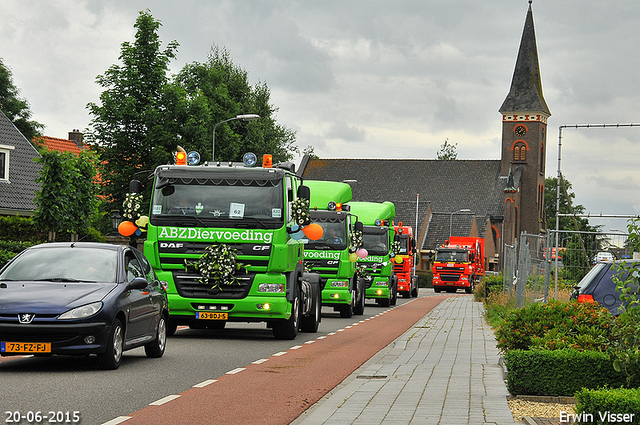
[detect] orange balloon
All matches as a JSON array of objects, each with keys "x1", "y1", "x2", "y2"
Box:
[
  {"x1": 302, "y1": 223, "x2": 324, "y2": 240},
  {"x1": 118, "y1": 221, "x2": 138, "y2": 237}
]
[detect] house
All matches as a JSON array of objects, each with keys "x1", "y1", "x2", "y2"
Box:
[
  {"x1": 37, "y1": 129, "x2": 86, "y2": 155},
  {"x1": 299, "y1": 3, "x2": 550, "y2": 273},
  {"x1": 0, "y1": 110, "x2": 42, "y2": 216}
]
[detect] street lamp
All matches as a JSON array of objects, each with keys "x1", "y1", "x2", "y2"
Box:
[
  {"x1": 110, "y1": 210, "x2": 122, "y2": 236},
  {"x1": 449, "y1": 209, "x2": 471, "y2": 239},
  {"x1": 212, "y1": 114, "x2": 260, "y2": 162}
]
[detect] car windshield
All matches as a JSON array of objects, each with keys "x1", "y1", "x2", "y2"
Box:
[
  {"x1": 0, "y1": 247, "x2": 118, "y2": 283},
  {"x1": 574, "y1": 262, "x2": 609, "y2": 290},
  {"x1": 436, "y1": 249, "x2": 468, "y2": 262}
]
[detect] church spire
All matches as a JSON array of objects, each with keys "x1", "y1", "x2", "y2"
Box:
[{"x1": 499, "y1": 2, "x2": 550, "y2": 117}]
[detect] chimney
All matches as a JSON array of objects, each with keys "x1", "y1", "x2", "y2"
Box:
[{"x1": 68, "y1": 129, "x2": 83, "y2": 148}]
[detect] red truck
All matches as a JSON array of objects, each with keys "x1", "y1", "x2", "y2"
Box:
[
  {"x1": 432, "y1": 236, "x2": 485, "y2": 293},
  {"x1": 392, "y1": 223, "x2": 419, "y2": 298}
]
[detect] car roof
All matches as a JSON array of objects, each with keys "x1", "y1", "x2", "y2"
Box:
[{"x1": 27, "y1": 242, "x2": 123, "y2": 252}]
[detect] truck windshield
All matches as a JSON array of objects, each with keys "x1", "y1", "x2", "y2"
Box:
[
  {"x1": 151, "y1": 179, "x2": 284, "y2": 227},
  {"x1": 363, "y1": 233, "x2": 388, "y2": 255},
  {"x1": 305, "y1": 220, "x2": 347, "y2": 249},
  {"x1": 435, "y1": 249, "x2": 468, "y2": 262},
  {"x1": 398, "y1": 235, "x2": 409, "y2": 254}
]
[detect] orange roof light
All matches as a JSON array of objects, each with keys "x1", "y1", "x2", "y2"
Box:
[
  {"x1": 176, "y1": 146, "x2": 187, "y2": 165},
  {"x1": 262, "y1": 154, "x2": 272, "y2": 168}
]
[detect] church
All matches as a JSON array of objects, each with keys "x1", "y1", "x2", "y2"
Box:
[{"x1": 298, "y1": 3, "x2": 550, "y2": 273}]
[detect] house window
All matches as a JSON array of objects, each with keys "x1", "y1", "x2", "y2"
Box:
[
  {"x1": 0, "y1": 145, "x2": 15, "y2": 181},
  {"x1": 513, "y1": 142, "x2": 526, "y2": 162}
]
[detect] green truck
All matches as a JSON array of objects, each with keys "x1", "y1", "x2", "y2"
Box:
[
  {"x1": 348, "y1": 201, "x2": 398, "y2": 307},
  {"x1": 302, "y1": 180, "x2": 365, "y2": 318},
  {"x1": 131, "y1": 154, "x2": 321, "y2": 340}
]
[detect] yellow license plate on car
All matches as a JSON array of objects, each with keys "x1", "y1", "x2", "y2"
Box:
[
  {"x1": 1, "y1": 342, "x2": 52, "y2": 353},
  {"x1": 196, "y1": 312, "x2": 228, "y2": 320}
]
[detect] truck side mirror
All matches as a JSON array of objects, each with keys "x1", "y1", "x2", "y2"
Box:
[
  {"x1": 297, "y1": 185, "x2": 310, "y2": 201},
  {"x1": 129, "y1": 179, "x2": 142, "y2": 194},
  {"x1": 355, "y1": 221, "x2": 363, "y2": 232}
]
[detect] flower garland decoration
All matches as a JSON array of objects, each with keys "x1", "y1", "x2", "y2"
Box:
[
  {"x1": 391, "y1": 240, "x2": 402, "y2": 256},
  {"x1": 291, "y1": 197, "x2": 311, "y2": 226},
  {"x1": 356, "y1": 263, "x2": 371, "y2": 280},
  {"x1": 123, "y1": 192, "x2": 144, "y2": 222},
  {"x1": 186, "y1": 244, "x2": 246, "y2": 291},
  {"x1": 349, "y1": 230, "x2": 363, "y2": 253}
]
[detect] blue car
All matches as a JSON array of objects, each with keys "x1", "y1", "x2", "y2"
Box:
[
  {"x1": 571, "y1": 260, "x2": 640, "y2": 315},
  {"x1": 0, "y1": 242, "x2": 168, "y2": 369}
]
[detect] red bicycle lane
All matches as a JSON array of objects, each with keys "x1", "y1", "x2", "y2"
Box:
[{"x1": 108, "y1": 295, "x2": 455, "y2": 425}]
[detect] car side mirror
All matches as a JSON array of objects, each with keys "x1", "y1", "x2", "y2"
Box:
[{"x1": 129, "y1": 277, "x2": 149, "y2": 290}]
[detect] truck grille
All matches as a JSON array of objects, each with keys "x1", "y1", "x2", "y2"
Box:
[
  {"x1": 172, "y1": 271, "x2": 255, "y2": 299},
  {"x1": 439, "y1": 274, "x2": 461, "y2": 282}
]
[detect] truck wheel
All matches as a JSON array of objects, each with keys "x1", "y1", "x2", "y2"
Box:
[
  {"x1": 273, "y1": 286, "x2": 300, "y2": 340},
  {"x1": 300, "y1": 284, "x2": 320, "y2": 333},
  {"x1": 340, "y1": 299, "x2": 353, "y2": 318},
  {"x1": 411, "y1": 278, "x2": 419, "y2": 297},
  {"x1": 390, "y1": 285, "x2": 397, "y2": 306},
  {"x1": 353, "y1": 278, "x2": 365, "y2": 315},
  {"x1": 434, "y1": 287, "x2": 442, "y2": 293},
  {"x1": 465, "y1": 281, "x2": 475, "y2": 294}
]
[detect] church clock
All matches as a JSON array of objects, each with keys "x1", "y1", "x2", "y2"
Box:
[{"x1": 514, "y1": 125, "x2": 527, "y2": 137}]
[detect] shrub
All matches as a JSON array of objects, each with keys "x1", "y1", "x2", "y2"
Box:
[
  {"x1": 495, "y1": 300, "x2": 617, "y2": 353},
  {"x1": 574, "y1": 387, "x2": 640, "y2": 425},
  {"x1": 504, "y1": 349, "x2": 630, "y2": 396},
  {"x1": 0, "y1": 215, "x2": 46, "y2": 242},
  {"x1": 474, "y1": 274, "x2": 503, "y2": 302},
  {"x1": 416, "y1": 269, "x2": 432, "y2": 288}
]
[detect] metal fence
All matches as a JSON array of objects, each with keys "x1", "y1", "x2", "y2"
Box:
[{"x1": 503, "y1": 230, "x2": 629, "y2": 306}]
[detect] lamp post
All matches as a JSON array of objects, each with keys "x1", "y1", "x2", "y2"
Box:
[
  {"x1": 110, "y1": 210, "x2": 122, "y2": 236},
  {"x1": 212, "y1": 114, "x2": 260, "y2": 161},
  {"x1": 449, "y1": 209, "x2": 471, "y2": 239}
]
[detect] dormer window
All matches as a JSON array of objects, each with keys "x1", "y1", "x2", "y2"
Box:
[
  {"x1": 513, "y1": 142, "x2": 526, "y2": 162},
  {"x1": 0, "y1": 144, "x2": 15, "y2": 181}
]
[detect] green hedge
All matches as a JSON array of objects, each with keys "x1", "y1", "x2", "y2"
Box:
[
  {"x1": 574, "y1": 387, "x2": 640, "y2": 425},
  {"x1": 504, "y1": 349, "x2": 632, "y2": 396},
  {"x1": 0, "y1": 215, "x2": 47, "y2": 242},
  {"x1": 416, "y1": 269, "x2": 432, "y2": 288}
]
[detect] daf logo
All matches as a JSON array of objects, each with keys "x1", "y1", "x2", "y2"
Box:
[
  {"x1": 18, "y1": 313, "x2": 35, "y2": 324},
  {"x1": 160, "y1": 242, "x2": 184, "y2": 249},
  {"x1": 252, "y1": 245, "x2": 270, "y2": 251}
]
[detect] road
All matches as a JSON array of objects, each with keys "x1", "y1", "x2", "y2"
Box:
[{"x1": 1, "y1": 290, "x2": 444, "y2": 425}]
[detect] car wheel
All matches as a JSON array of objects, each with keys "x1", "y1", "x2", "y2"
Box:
[
  {"x1": 98, "y1": 318, "x2": 124, "y2": 370},
  {"x1": 144, "y1": 314, "x2": 167, "y2": 358}
]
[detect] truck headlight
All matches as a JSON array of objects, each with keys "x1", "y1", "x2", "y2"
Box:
[
  {"x1": 330, "y1": 281, "x2": 349, "y2": 288},
  {"x1": 375, "y1": 281, "x2": 388, "y2": 286},
  {"x1": 258, "y1": 283, "x2": 285, "y2": 293}
]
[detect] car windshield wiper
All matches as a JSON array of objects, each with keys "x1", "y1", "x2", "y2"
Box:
[{"x1": 34, "y1": 277, "x2": 91, "y2": 283}]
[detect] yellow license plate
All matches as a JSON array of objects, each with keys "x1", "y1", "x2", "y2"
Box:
[
  {"x1": 196, "y1": 312, "x2": 228, "y2": 320},
  {"x1": 1, "y1": 342, "x2": 52, "y2": 353}
]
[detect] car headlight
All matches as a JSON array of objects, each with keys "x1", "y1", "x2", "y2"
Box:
[{"x1": 58, "y1": 302, "x2": 103, "y2": 320}]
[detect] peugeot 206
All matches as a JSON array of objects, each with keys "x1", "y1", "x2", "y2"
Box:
[{"x1": 0, "y1": 242, "x2": 168, "y2": 369}]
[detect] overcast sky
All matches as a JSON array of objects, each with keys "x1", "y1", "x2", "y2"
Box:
[{"x1": 2, "y1": 0, "x2": 639, "y2": 234}]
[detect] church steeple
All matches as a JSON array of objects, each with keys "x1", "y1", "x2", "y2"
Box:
[{"x1": 499, "y1": 2, "x2": 550, "y2": 117}]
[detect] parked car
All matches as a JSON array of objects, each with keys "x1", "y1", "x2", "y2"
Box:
[
  {"x1": 0, "y1": 242, "x2": 168, "y2": 369},
  {"x1": 571, "y1": 260, "x2": 639, "y2": 315}
]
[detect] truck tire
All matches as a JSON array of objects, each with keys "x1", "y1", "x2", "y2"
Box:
[
  {"x1": 273, "y1": 286, "x2": 300, "y2": 340},
  {"x1": 339, "y1": 299, "x2": 353, "y2": 318},
  {"x1": 411, "y1": 277, "x2": 419, "y2": 297},
  {"x1": 390, "y1": 280, "x2": 397, "y2": 306},
  {"x1": 300, "y1": 282, "x2": 320, "y2": 333},
  {"x1": 353, "y1": 278, "x2": 365, "y2": 315}
]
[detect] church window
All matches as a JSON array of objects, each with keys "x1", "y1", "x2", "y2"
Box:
[
  {"x1": 539, "y1": 143, "x2": 545, "y2": 174},
  {"x1": 513, "y1": 143, "x2": 526, "y2": 162}
]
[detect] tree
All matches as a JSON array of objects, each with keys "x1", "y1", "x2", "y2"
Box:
[
  {"x1": 0, "y1": 58, "x2": 44, "y2": 142},
  {"x1": 167, "y1": 45, "x2": 297, "y2": 163},
  {"x1": 86, "y1": 10, "x2": 179, "y2": 210},
  {"x1": 436, "y1": 138, "x2": 457, "y2": 160},
  {"x1": 32, "y1": 149, "x2": 98, "y2": 241}
]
